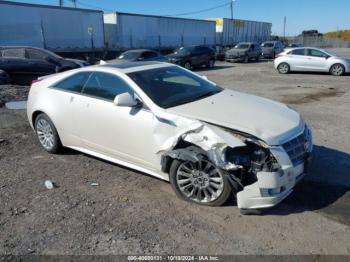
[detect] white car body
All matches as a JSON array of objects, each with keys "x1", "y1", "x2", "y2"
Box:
[
  {"x1": 274, "y1": 47, "x2": 350, "y2": 74},
  {"x1": 27, "y1": 62, "x2": 313, "y2": 211}
]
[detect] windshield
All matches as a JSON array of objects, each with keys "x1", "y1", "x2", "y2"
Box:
[
  {"x1": 119, "y1": 51, "x2": 140, "y2": 60},
  {"x1": 127, "y1": 66, "x2": 222, "y2": 109},
  {"x1": 261, "y1": 43, "x2": 274, "y2": 47},
  {"x1": 174, "y1": 47, "x2": 193, "y2": 56},
  {"x1": 235, "y1": 44, "x2": 250, "y2": 49}
]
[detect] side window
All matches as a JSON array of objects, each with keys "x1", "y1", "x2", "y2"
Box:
[
  {"x1": 82, "y1": 72, "x2": 133, "y2": 101},
  {"x1": 54, "y1": 72, "x2": 90, "y2": 93},
  {"x1": 192, "y1": 47, "x2": 202, "y2": 55},
  {"x1": 289, "y1": 49, "x2": 306, "y2": 56},
  {"x1": 27, "y1": 49, "x2": 49, "y2": 60},
  {"x1": 308, "y1": 49, "x2": 327, "y2": 58},
  {"x1": 1, "y1": 48, "x2": 26, "y2": 59},
  {"x1": 143, "y1": 51, "x2": 158, "y2": 59}
]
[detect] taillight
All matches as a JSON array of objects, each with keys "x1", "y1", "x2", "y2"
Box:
[{"x1": 31, "y1": 79, "x2": 41, "y2": 85}]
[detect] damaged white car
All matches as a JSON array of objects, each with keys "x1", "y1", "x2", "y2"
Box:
[{"x1": 27, "y1": 61, "x2": 313, "y2": 213}]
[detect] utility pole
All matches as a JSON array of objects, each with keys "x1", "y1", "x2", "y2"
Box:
[
  {"x1": 283, "y1": 16, "x2": 287, "y2": 39},
  {"x1": 230, "y1": 0, "x2": 235, "y2": 20},
  {"x1": 59, "y1": 0, "x2": 63, "y2": 7}
]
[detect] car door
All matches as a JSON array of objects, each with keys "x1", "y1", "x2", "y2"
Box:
[
  {"x1": 48, "y1": 72, "x2": 91, "y2": 147},
  {"x1": 0, "y1": 48, "x2": 31, "y2": 82},
  {"x1": 287, "y1": 48, "x2": 308, "y2": 71},
  {"x1": 25, "y1": 48, "x2": 57, "y2": 76},
  {"x1": 76, "y1": 72, "x2": 159, "y2": 170},
  {"x1": 190, "y1": 47, "x2": 203, "y2": 66},
  {"x1": 303, "y1": 49, "x2": 329, "y2": 71}
]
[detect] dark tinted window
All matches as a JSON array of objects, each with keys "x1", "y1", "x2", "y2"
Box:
[
  {"x1": 27, "y1": 49, "x2": 50, "y2": 60},
  {"x1": 307, "y1": 49, "x2": 328, "y2": 58},
  {"x1": 128, "y1": 66, "x2": 222, "y2": 108},
  {"x1": 54, "y1": 72, "x2": 90, "y2": 93},
  {"x1": 289, "y1": 49, "x2": 306, "y2": 56},
  {"x1": 1, "y1": 48, "x2": 26, "y2": 59},
  {"x1": 82, "y1": 72, "x2": 133, "y2": 101},
  {"x1": 143, "y1": 51, "x2": 158, "y2": 59}
]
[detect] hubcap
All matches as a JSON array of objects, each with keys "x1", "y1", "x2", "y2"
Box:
[
  {"x1": 36, "y1": 118, "x2": 55, "y2": 150},
  {"x1": 176, "y1": 160, "x2": 224, "y2": 203},
  {"x1": 185, "y1": 63, "x2": 191, "y2": 69},
  {"x1": 332, "y1": 65, "x2": 343, "y2": 75},
  {"x1": 279, "y1": 64, "x2": 289, "y2": 73}
]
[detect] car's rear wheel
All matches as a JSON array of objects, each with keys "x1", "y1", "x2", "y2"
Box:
[
  {"x1": 184, "y1": 61, "x2": 192, "y2": 70},
  {"x1": 330, "y1": 63, "x2": 345, "y2": 76},
  {"x1": 207, "y1": 59, "x2": 215, "y2": 68},
  {"x1": 34, "y1": 113, "x2": 62, "y2": 154},
  {"x1": 277, "y1": 62, "x2": 290, "y2": 74},
  {"x1": 169, "y1": 158, "x2": 232, "y2": 206}
]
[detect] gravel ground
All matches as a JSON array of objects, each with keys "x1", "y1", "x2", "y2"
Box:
[{"x1": 0, "y1": 48, "x2": 350, "y2": 255}]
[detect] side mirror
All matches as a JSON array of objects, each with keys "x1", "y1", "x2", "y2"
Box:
[
  {"x1": 113, "y1": 93, "x2": 139, "y2": 107},
  {"x1": 46, "y1": 57, "x2": 57, "y2": 64}
]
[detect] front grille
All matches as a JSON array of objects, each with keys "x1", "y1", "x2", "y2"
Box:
[{"x1": 282, "y1": 128, "x2": 310, "y2": 166}]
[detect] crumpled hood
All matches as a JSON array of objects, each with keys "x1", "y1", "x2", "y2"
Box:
[{"x1": 166, "y1": 89, "x2": 304, "y2": 146}]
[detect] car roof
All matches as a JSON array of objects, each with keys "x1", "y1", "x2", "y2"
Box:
[
  {"x1": 98, "y1": 61, "x2": 173, "y2": 73},
  {"x1": 122, "y1": 49, "x2": 157, "y2": 53}
]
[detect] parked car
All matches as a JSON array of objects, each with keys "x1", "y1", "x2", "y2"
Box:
[
  {"x1": 274, "y1": 47, "x2": 350, "y2": 76},
  {"x1": 0, "y1": 46, "x2": 89, "y2": 84},
  {"x1": 167, "y1": 46, "x2": 216, "y2": 70},
  {"x1": 285, "y1": 43, "x2": 303, "y2": 49},
  {"x1": 261, "y1": 41, "x2": 284, "y2": 59},
  {"x1": 109, "y1": 49, "x2": 166, "y2": 63},
  {"x1": 225, "y1": 42, "x2": 261, "y2": 63},
  {"x1": 27, "y1": 61, "x2": 313, "y2": 213}
]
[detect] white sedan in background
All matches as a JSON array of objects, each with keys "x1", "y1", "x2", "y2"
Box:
[
  {"x1": 27, "y1": 62, "x2": 313, "y2": 214},
  {"x1": 274, "y1": 47, "x2": 350, "y2": 76}
]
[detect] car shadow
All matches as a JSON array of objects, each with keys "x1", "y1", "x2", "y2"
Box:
[
  {"x1": 265, "y1": 145, "x2": 350, "y2": 224},
  {"x1": 289, "y1": 71, "x2": 350, "y2": 77},
  {"x1": 193, "y1": 65, "x2": 235, "y2": 72}
]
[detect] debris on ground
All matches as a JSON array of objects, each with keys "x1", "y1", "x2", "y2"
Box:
[
  {"x1": 44, "y1": 180, "x2": 55, "y2": 190},
  {"x1": 91, "y1": 183, "x2": 99, "y2": 186}
]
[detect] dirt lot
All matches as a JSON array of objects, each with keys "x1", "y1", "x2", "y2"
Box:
[{"x1": 0, "y1": 49, "x2": 350, "y2": 255}]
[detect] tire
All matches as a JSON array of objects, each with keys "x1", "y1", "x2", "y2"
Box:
[
  {"x1": 277, "y1": 62, "x2": 290, "y2": 74},
  {"x1": 243, "y1": 55, "x2": 249, "y2": 63},
  {"x1": 34, "y1": 113, "x2": 62, "y2": 154},
  {"x1": 184, "y1": 61, "x2": 192, "y2": 70},
  {"x1": 330, "y1": 63, "x2": 345, "y2": 76},
  {"x1": 169, "y1": 158, "x2": 232, "y2": 206},
  {"x1": 207, "y1": 59, "x2": 215, "y2": 68}
]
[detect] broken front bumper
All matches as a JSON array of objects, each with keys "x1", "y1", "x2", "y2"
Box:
[{"x1": 236, "y1": 146, "x2": 312, "y2": 210}]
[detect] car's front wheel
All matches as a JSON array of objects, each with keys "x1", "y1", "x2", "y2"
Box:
[
  {"x1": 277, "y1": 62, "x2": 290, "y2": 74},
  {"x1": 207, "y1": 59, "x2": 215, "y2": 68},
  {"x1": 330, "y1": 63, "x2": 345, "y2": 76},
  {"x1": 184, "y1": 61, "x2": 192, "y2": 70},
  {"x1": 169, "y1": 158, "x2": 232, "y2": 206},
  {"x1": 34, "y1": 113, "x2": 62, "y2": 153}
]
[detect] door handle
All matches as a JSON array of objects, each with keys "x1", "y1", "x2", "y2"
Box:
[{"x1": 70, "y1": 96, "x2": 74, "y2": 103}]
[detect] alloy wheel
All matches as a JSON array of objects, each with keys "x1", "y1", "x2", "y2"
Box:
[
  {"x1": 36, "y1": 118, "x2": 55, "y2": 150},
  {"x1": 176, "y1": 160, "x2": 224, "y2": 203},
  {"x1": 331, "y1": 64, "x2": 344, "y2": 76}
]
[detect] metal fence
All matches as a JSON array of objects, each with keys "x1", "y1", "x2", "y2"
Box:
[{"x1": 287, "y1": 36, "x2": 350, "y2": 48}]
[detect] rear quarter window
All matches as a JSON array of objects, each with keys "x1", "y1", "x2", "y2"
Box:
[
  {"x1": 1, "y1": 48, "x2": 26, "y2": 59},
  {"x1": 53, "y1": 72, "x2": 91, "y2": 93}
]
